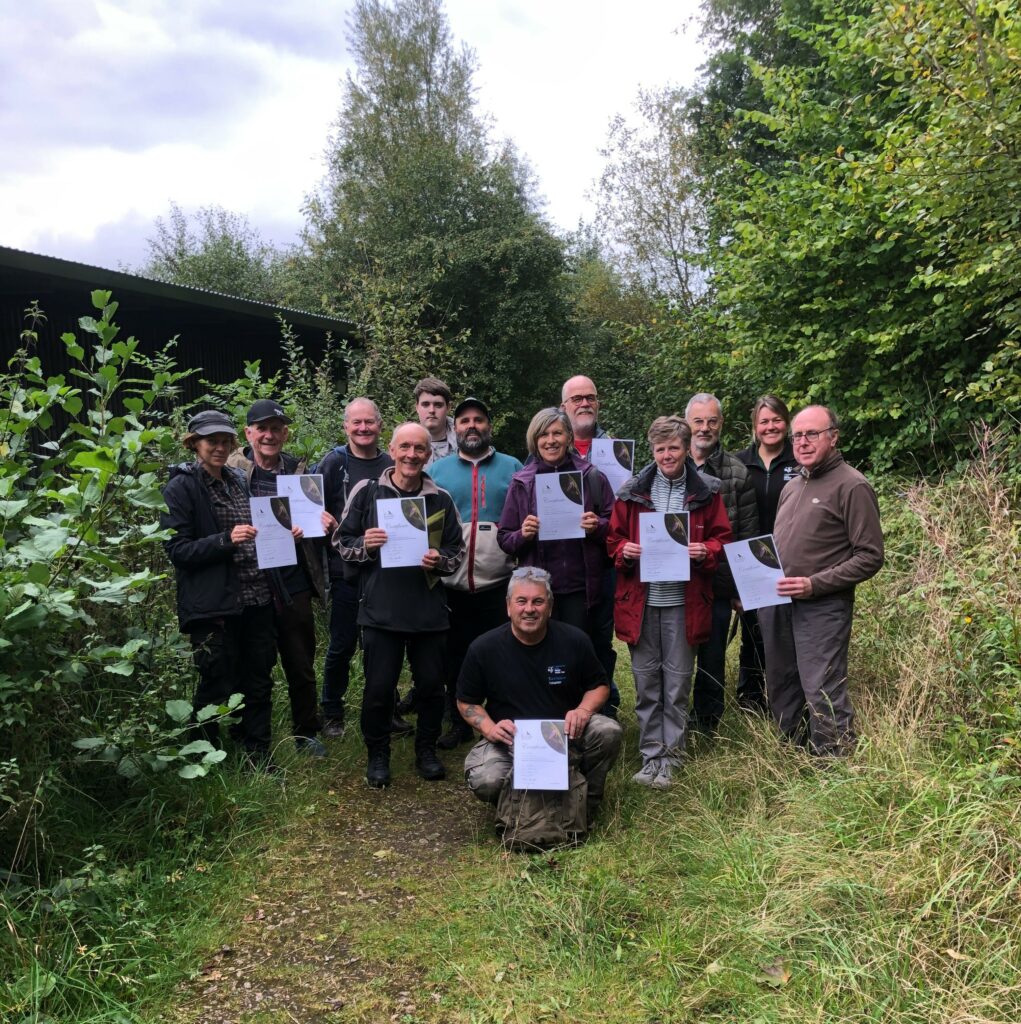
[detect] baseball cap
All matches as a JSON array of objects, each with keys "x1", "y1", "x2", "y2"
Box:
[
  {"x1": 452, "y1": 396, "x2": 491, "y2": 420},
  {"x1": 246, "y1": 399, "x2": 292, "y2": 425}
]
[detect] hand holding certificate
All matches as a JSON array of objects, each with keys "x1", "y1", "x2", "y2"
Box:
[
  {"x1": 638, "y1": 511, "x2": 690, "y2": 583},
  {"x1": 590, "y1": 438, "x2": 635, "y2": 495},
  {"x1": 535, "y1": 471, "x2": 585, "y2": 541},
  {"x1": 724, "y1": 534, "x2": 792, "y2": 610},
  {"x1": 276, "y1": 474, "x2": 326, "y2": 537},
  {"x1": 512, "y1": 719, "x2": 569, "y2": 790},
  {"x1": 250, "y1": 496, "x2": 298, "y2": 569},
  {"x1": 376, "y1": 496, "x2": 430, "y2": 569}
]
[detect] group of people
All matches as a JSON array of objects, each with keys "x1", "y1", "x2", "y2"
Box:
[{"x1": 161, "y1": 373, "x2": 884, "y2": 842}]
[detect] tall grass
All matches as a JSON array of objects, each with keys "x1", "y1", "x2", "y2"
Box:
[{"x1": 351, "y1": 447, "x2": 1021, "y2": 1023}]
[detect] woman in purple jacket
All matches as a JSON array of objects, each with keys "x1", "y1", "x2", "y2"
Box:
[{"x1": 497, "y1": 408, "x2": 613, "y2": 640}]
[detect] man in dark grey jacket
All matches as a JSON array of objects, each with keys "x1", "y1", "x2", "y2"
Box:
[{"x1": 685, "y1": 392, "x2": 760, "y2": 733}]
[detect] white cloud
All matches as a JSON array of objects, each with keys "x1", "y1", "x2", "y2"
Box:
[{"x1": 0, "y1": 0, "x2": 706, "y2": 268}]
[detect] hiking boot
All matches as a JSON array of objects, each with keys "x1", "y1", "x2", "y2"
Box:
[
  {"x1": 365, "y1": 750, "x2": 391, "y2": 788},
  {"x1": 294, "y1": 735, "x2": 328, "y2": 758},
  {"x1": 390, "y1": 713, "x2": 415, "y2": 738},
  {"x1": 322, "y1": 719, "x2": 346, "y2": 740},
  {"x1": 436, "y1": 721, "x2": 473, "y2": 750},
  {"x1": 631, "y1": 760, "x2": 660, "y2": 787},
  {"x1": 396, "y1": 687, "x2": 418, "y2": 716},
  {"x1": 415, "y1": 748, "x2": 446, "y2": 781},
  {"x1": 652, "y1": 761, "x2": 674, "y2": 790}
]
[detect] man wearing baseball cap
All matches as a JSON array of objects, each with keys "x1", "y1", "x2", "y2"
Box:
[
  {"x1": 227, "y1": 399, "x2": 333, "y2": 756},
  {"x1": 429, "y1": 398, "x2": 523, "y2": 749}
]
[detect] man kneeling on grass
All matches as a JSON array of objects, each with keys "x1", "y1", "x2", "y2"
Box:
[{"x1": 456, "y1": 567, "x2": 622, "y2": 844}]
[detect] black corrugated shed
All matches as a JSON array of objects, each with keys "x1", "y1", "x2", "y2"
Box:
[{"x1": 0, "y1": 245, "x2": 358, "y2": 395}]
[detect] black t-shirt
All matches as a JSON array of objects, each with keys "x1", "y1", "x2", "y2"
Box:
[{"x1": 457, "y1": 621, "x2": 608, "y2": 722}]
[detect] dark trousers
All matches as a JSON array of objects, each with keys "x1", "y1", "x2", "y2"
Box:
[
  {"x1": 274, "y1": 590, "x2": 321, "y2": 737},
  {"x1": 554, "y1": 585, "x2": 621, "y2": 714},
  {"x1": 189, "y1": 603, "x2": 276, "y2": 754},
  {"x1": 737, "y1": 609, "x2": 769, "y2": 710},
  {"x1": 690, "y1": 595, "x2": 734, "y2": 730},
  {"x1": 446, "y1": 586, "x2": 507, "y2": 710},
  {"x1": 759, "y1": 596, "x2": 856, "y2": 756},
  {"x1": 361, "y1": 627, "x2": 446, "y2": 755},
  {"x1": 321, "y1": 577, "x2": 359, "y2": 723}
]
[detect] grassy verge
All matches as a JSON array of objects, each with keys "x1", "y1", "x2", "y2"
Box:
[{"x1": 6, "y1": 457, "x2": 1019, "y2": 1023}]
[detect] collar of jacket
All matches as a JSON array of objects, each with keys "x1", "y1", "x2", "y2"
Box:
[
  {"x1": 456, "y1": 445, "x2": 496, "y2": 465},
  {"x1": 800, "y1": 449, "x2": 844, "y2": 480},
  {"x1": 228, "y1": 447, "x2": 303, "y2": 478},
  {"x1": 378, "y1": 465, "x2": 442, "y2": 496},
  {"x1": 621, "y1": 458, "x2": 717, "y2": 509}
]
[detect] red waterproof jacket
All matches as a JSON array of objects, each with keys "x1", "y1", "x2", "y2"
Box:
[{"x1": 607, "y1": 460, "x2": 733, "y2": 646}]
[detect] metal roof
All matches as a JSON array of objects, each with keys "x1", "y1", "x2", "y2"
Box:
[{"x1": 0, "y1": 244, "x2": 357, "y2": 335}]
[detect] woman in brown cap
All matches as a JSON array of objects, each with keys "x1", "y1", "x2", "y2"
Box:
[{"x1": 161, "y1": 409, "x2": 279, "y2": 768}]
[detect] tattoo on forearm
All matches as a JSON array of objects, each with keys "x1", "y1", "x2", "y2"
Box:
[{"x1": 461, "y1": 703, "x2": 487, "y2": 730}]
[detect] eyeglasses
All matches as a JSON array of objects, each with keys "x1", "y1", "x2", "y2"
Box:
[
  {"x1": 790, "y1": 428, "x2": 836, "y2": 444},
  {"x1": 564, "y1": 394, "x2": 597, "y2": 406},
  {"x1": 511, "y1": 567, "x2": 552, "y2": 582}
]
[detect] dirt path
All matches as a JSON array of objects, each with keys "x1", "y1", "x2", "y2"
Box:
[{"x1": 170, "y1": 750, "x2": 493, "y2": 1023}]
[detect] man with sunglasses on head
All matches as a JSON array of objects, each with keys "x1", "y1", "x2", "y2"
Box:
[
  {"x1": 758, "y1": 406, "x2": 884, "y2": 757},
  {"x1": 457, "y1": 566, "x2": 623, "y2": 835}
]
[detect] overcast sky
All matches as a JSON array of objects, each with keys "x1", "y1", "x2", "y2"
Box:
[{"x1": 0, "y1": 0, "x2": 706, "y2": 272}]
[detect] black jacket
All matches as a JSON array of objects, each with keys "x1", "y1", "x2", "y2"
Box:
[
  {"x1": 335, "y1": 468, "x2": 465, "y2": 632},
  {"x1": 161, "y1": 462, "x2": 247, "y2": 630},
  {"x1": 734, "y1": 442, "x2": 800, "y2": 535}
]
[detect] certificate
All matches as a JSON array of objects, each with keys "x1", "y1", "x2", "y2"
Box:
[
  {"x1": 535, "y1": 471, "x2": 585, "y2": 541},
  {"x1": 639, "y1": 511, "x2": 690, "y2": 583},
  {"x1": 590, "y1": 438, "x2": 635, "y2": 496},
  {"x1": 512, "y1": 719, "x2": 568, "y2": 791},
  {"x1": 376, "y1": 497, "x2": 429, "y2": 569},
  {"x1": 276, "y1": 474, "x2": 326, "y2": 537},
  {"x1": 250, "y1": 496, "x2": 298, "y2": 569},
  {"x1": 724, "y1": 534, "x2": 792, "y2": 611}
]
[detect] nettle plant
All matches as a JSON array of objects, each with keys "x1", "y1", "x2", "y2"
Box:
[{"x1": 0, "y1": 293, "x2": 236, "y2": 811}]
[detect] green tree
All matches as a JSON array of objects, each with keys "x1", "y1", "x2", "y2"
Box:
[
  {"x1": 594, "y1": 86, "x2": 708, "y2": 311},
  {"x1": 294, "y1": 0, "x2": 575, "y2": 446},
  {"x1": 705, "y1": 0, "x2": 1021, "y2": 469},
  {"x1": 140, "y1": 202, "x2": 284, "y2": 302}
]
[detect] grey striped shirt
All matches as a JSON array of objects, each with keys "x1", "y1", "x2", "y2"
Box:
[{"x1": 647, "y1": 469, "x2": 687, "y2": 607}]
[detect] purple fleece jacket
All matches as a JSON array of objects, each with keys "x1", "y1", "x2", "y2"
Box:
[{"x1": 497, "y1": 454, "x2": 612, "y2": 608}]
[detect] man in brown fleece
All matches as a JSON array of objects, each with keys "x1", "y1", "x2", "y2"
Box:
[{"x1": 759, "y1": 405, "x2": 884, "y2": 755}]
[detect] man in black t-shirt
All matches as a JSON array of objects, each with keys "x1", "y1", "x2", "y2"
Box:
[{"x1": 457, "y1": 567, "x2": 622, "y2": 817}]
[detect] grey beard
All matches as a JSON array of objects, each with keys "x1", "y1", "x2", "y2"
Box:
[{"x1": 458, "y1": 432, "x2": 490, "y2": 455}]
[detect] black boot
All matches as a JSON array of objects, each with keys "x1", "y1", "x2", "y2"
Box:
[
  {"x1": 415, "y1": 748, "x2": 446, "y2": 781},
  {"x1": 365, "y1": 749, "x2": 391, "y2": 788}
]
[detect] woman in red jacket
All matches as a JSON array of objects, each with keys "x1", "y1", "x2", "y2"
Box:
[{"x1": 607, "y1": 416, "x2": 732, "y2": 789}]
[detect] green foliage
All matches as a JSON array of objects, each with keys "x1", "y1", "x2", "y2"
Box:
[
  {"x1": 293, "y1": 0, "x2": 576, "y2": 448},
  {"x1": 139, "y1": 201, "x2": 285, "y2": 302},
  {"x1": 704, "y1": 0, "x2": 1021, "y2": 469},
  {"x1": 595, "y1": 85, "x2": 708, "y2": 308}
]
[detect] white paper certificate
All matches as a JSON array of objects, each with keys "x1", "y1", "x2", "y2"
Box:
[
  {"x1": 250, "y1": 496, "x2": 298, "y2": 569},
  {"x1": 512, "y1": 719, "x2": 569, "y2": 791},
  {"x1": 276, "y1": 474, "x2": 326, "y2": 538},
  {"x1": 639, "y1": 511, "x2": 690, "y2": 583},
  {"x1": 724, "y1": 534, "x2": 792, "y2": 611},
  {"x1": 535, "y1": 471, "x2": 585, "y2": 541},
  {"x1": 590, "y1": 438, "x2": 635, "y2": 496},
  {"x1": 377, "y1": 497, "x2": 429, "y2": 569}
]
